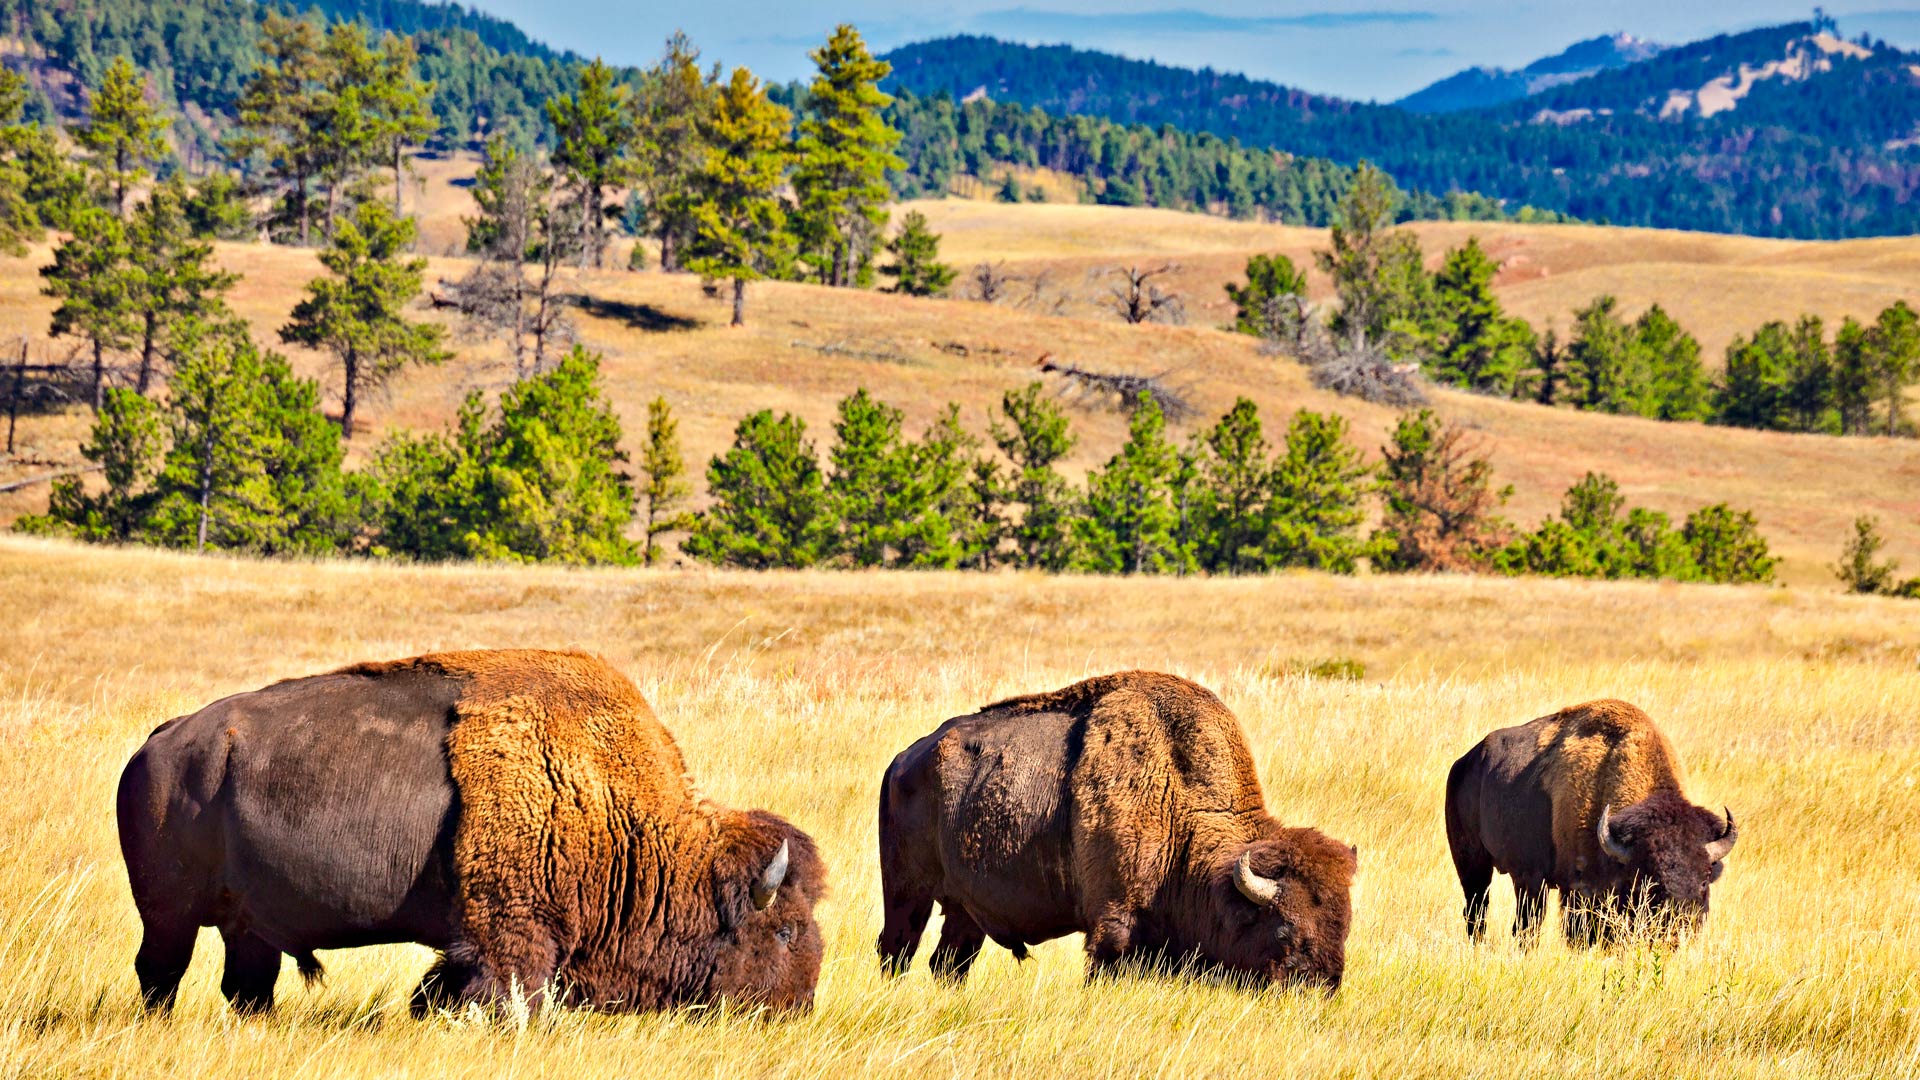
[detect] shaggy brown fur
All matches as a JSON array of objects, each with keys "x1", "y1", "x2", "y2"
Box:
[
  {"x1": 879, "y1": 670, "x2": 1357, "y2": 991},
  {"x1": 1445, "y1": 699, "x2": 1737, "y2": 946}
]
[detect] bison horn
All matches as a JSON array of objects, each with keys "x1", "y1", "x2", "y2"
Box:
[
  {"x1": 751, "y1": 839, "x2": 790, "y2": 911},
  {"x1": 1704, "y1": 807, "x2": 1737, "y2": 863},
  {"x1": 1233, "y1": 851, "x2": 1281, "y2": 906},
  {"x1": 1597, "y1": 804, "x2": 1634, "y2": 864}
]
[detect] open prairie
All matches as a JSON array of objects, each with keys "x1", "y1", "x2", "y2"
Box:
[
  {"x1": 0, "y1": 535, "x2": 1915, "y2": 1077},
  {"x1": 5, "y1": 181, "x2": 1920, "y2": 584}
]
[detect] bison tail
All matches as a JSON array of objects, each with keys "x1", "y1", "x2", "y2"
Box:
[
  {"x1": 294, "y1": 951, "x2": 326, "y2": 986},
  {"x1": 1009, "y1": 943, "x2": 1029, "y2": 963}
]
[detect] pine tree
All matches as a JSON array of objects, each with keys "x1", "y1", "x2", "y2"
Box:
[
  {"x1": 1075, "y1": 394, "x2": 1190, "y2": 575},
  {"x1": 1564, "y1": 295, "x2": 1651, "y2": 415},
  {"x1": 0, "y1": 69, "x2": 47, "y2": 253},
  {"x1": 990, "y1": 382, "x2": 1078, "y2": 570},
  {"x1": 685, "y1": 67, "x2": 792, "y2": 327},
  {"x1": 125, "y1": 179, "x2": 238, "y2": 394},
  {"x1": 1192, "y1": 398, "x2": 1272, "y2": 572},
  {"x1": 639, "y1": 396, "x2": 692, "y2": 565},
  {"x1": 1428, "y1": 239, "x2": 1533, "y2": 394},
  {"x1": 1715, "y1": 322, "x2": 1793, "y2": 430},
  {"x1": 1831, "y1": 316, "x2": 1875, "y2": 436},
  {"x1": 147, "y1": 322, "x2": 352, "y2": 554},
  {"x1": 880, "y1": 210, "x2": 956, "y2": 296},
  {"x1": 826, "y1": 387, "x2": 909, "y2": 566},
  {"x1": 1636, "y1": 304, "x2": 1709, "y2": 422},
  {"x1": 1373, "y1": 408, "x2": 1512, "y2": 573},
  {"x1": 232, "y1": 15, "x2": 329, "y2": 245},
  {"x1": 1317, "y1": 163, "x2": 1429, "y2": 354},
  {"x1": 1224, "y1": 253, "x2": 1307, "y2": 339},
  {"x1": 633, "y1": 33, "x2": 718, "y2": 273},
  {"x1": 76, "y1": 55, "x2": 167, "y2": 217},
  {"x1": 792, "y1": 25, "x2": 903, "y2": 287},
  {"x1": 684, "y1": 410, "x2": 828, "y2": 568},
  {"x1": 41, "y1": 206, "x2": 134, "y2": 409},
  {"x1": 183, "y1": 173, "x2": 255, "y2": 240},
  {"x1": 1834, "y1": 515, "x2": 1899, "y2": 595},
  {"x1": 365, "y1": 33, "x2": 435, "y2": 216},
  {"x1": 1265, "y1": 410, "x2": 1377, "y2": 573},
  {"x1": 547, "y1": 58, "x2": 636, "y2": 268},
  {"x1": 280, "y1": 201, "x2": 448, "y2": 438},
  {"x1": 1868, "y1": 301, "x2": 1919, "y2": 436},
  {"x1": 15, "y1": 386, "x2": 161, "y2": 542},
  {"x1": 1781, "y1": 314, "x2": 1834, "y2": 433},
  {"x1": 1684, "y1": 504, "x2": 1776, "y2": 584}
]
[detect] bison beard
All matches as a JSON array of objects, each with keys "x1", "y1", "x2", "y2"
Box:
[
  {"x1": 115, "y1": 650, "x2": 825, "y2": 1016},
  {"x1": 876, "y1": 670, "x2": 1357, "y2": 992},
  {"x1": 1445, "y1": 698, "x2": 1739, "y2": 947}
]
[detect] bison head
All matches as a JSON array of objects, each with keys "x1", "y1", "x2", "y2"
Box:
[
  {"x1": 1596, "y1": 792, "x2": 1737, "y2": 929},
  {"x1": 1210, "y1": 827, "x2": 1357, "y2": 993},
  {"x1": 707, "y1": 811, "x2": 828, "y2": 1013}
]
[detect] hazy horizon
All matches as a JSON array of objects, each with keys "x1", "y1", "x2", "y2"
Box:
[{"x1": 463, "y1": 3, "x2": 1920, "y2": 101}]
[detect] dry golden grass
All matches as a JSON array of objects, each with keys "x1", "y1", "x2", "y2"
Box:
[
  {"x1": 4, "y1": 184, "x2": 1919, "y2": 586},
  {"x1": 0, "y1": 534, "x2": 1916, "y2": 1078}
]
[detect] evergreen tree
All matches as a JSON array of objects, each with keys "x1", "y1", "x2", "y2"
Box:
[
  {"x1": 1373, "y1": 408, "x2": 1512, "y2": 572},
  {"x1": 639, "y1": 395, "x2": 692, "y2": 565},
  {"x1": 792, "y1": 25, "x2": 903, "y2": 287},
  {"x1": 546, "y1": 58, "x2": 636, "y2": 268},
  {"x1": 41, "y1": 207, "x2": 134, "y2": 410},
  {"x1": 1496, "y1": 472, "x2": 1695, "y2": 580},
  {"x1": 1075, "y1": 394, "x2": 1190, "y2": 574},
  {"x1": 232, "y1": 15, "x2": 329, "y2": 245},
  {"x1": 1224, "y1": 253, "x2": 1307, "y2": 338},
  {"x1": 880, "y1": 210, "x2": 956, "y2": 296},
  {"x1": 15, "y1": 386, "x2": 161, "y2": 542},
  {"x1": 281, "y1": 201, "x2": 448, "y2": 438},
  {"x1": 1265, "y1": 410, "x2": 1378, "y2": 573},
  {"x1": 1834, "y1": 515, "x2": 1899, "y2": 595},
  {"x1": 125, "y1": 179, "x2": 239, "y2": 394},
  {"x1": 1564, "y1": 295, "x2": 1651, "y2": 415},
  {"x1": 684, "y1": 410, "x2": 828, "y2": 568},
  {"x1": 365, "y1": 32, "x2": 436, "y2": 216},
  {"x1": 1831, "y1": 316, "x2": 1876, "y2": 436},
  {"x1": 0, "y1": 69, "x2": 48, "y2": 252},
  {"x1": 77, "y1": 55, "x2": 167, "y2": 217},
  {"x1": 633, "y1": 33, "x2": 718, "y2": 273},
  {"x1": 146, "y1": 323, "x2": 353, "y2": 555},
  {"x1": 1636, "y1": 304, "x2": 1709, "y2": 422},
  {"x1": 1192, "y1": 398, "x2": 1272, "y2": 572},
  {"x1": 1868, "y1": 300, "x2": 1919, "y2": 436},
  {"x1": 1428, "y1": 238, "x2": 1534, "y2": 394},
  {"x1": 949, "y1": 454, "x2": 1009, "y2": 571},
  {"x1": 1715, "y1": 322, "x2": 1793, "y2": 430},
  {"x1": 685, "y1": 67, "x2": 792, "y2": 327},
  {"x1": 1781, "y1": 314, "x2": 1834, "y2": 432},
  {"x1": 183, "y1": 173, "x2": 255, "y2": 240},
  {"x1": 826, "y1": 387, "x2": 910, "y2": 567},
  {"x1": 1683, "y1": 503, "x2": 1776, "y2": 584},
  {"x1": 990, "y1": 381, "x2": 1078, "y2": 570},
  {"x1": 1317, "y1": 163, "x2": 1430, "y2": 354}
]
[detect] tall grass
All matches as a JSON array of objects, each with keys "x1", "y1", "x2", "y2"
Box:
[{"x1": 0, "y1": 536, "x2": 1915, "y2": 1077}]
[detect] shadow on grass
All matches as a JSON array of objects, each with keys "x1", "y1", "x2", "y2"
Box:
[{"x1": 571, "y1": 296, "x2": 702, "y2": 333}]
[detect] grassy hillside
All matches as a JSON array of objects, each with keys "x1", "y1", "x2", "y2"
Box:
[
  {"x1": 4, "y1": 184, "x2": 1919, "y2": 585},
  {"x1": 0, "y1": 537, "x2": 1915, "y2": 1076}
]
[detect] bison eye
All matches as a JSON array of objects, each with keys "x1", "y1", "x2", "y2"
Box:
[
  {"x1": 1709, "y1": 861, "x2": 1725, "y2": 883},
  {"x1": 775, "y1": 925, "x2": 795, "y2": 946}
]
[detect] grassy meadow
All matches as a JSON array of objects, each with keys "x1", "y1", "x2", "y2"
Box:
[{"x1": 1, "y1": 535, "x2": 1916, "y2": 1078}]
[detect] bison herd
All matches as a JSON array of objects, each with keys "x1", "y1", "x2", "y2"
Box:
[{"x1": 115, "y1": 650, "x2": 1738, "y2": 1016}]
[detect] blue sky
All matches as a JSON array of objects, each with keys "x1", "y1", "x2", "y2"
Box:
[{"x1": 467, "y1": 3, "x2": 1920, "y2": 101}]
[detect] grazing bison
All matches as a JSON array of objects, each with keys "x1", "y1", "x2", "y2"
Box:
[
  {"x1": 1445, "y1": 698, "x2": 1738, "y2": 945},
  {"x1": 117, "y1": 649, "x2": 825, "y2": 1015},
  {"x1": 877, "y1": 671, "x2": 1356, "y2": 992}
]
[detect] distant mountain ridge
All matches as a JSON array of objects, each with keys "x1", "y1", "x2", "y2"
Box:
[
  {"x1": 880, "y1": 21, "x2": 1920, "y2": 238},
  {"x1": 1396, "y1": 33, "x2": 1667, "y2": 113}
]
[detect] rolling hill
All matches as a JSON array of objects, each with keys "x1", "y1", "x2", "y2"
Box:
[
  {"x1": 1395, "y1": 33, "x2": 1667, "y2": 114},
  {"x1": 880, "y1": 21, "x2": 1920, "y2": 238}
]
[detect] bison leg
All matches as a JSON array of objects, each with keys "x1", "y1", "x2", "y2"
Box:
[
  {"x1": 218, "y1": 929, "x2": 283, "y2": 1014},
  {"x1": 133, "y1": 914, "x2": 199, "y2": 1012},
  {"x1": 928, "y1": 902, "x2": 987, "y2": 984},
  {"x1": 1511, "y1": 877, "x2": 1550, "y2": 948},
  {"x1": 877, "y1": 890, "x2": 935, "y2": 978},
  {"x1": 1084, "y1": 905, "x2": 1138, "y2": 977},
  {"x1": 1451, "y1": 847, "x2": 1494, "y2": 943}
]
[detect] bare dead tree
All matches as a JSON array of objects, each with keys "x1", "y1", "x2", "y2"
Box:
[
  {"x1": 1296, "y1": 323, "x2": 1429, "y2": 407},
  {"x1": 1036, "y1": 353, "x2": 1196, "y2": 422},
  {"x1": 442, "y1": 173, "x2": 581, "y2": 379},
  {"x1": 4, "y1": 339, "x2": 86, "y2": 455},
  {"x1": 969, "y1": 261, "x2": 1016, "y2": 304},
  {"x1": 1017, "y1": 268, "x2": 1073, "y2": 317},
  {"x1": 1098, "y1": 263, "x2": 1186, "y2": 325}
]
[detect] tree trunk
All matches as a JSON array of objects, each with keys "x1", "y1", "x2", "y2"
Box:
[
  {"x1": 298, "y1": 171, "x2": 311, "y2": 247},
  {"x1": 6, "y1": 340, "x2": 24, "y2": 455},
  {"x1": 340, "y1": 347, "x2": 359, "y2": 439},
  {"x1": 731, "y1": 277, "x2": 746, "y2": 327},
  {"x1": 115, "y1": 144, "x2": 128, "y2": 218},
  {"x1": 137, "y1": 313, "x2": 157, "y2": 395},
  {"x1": 91, "y1": 339, "x2": 105, "y2": 412},
  {"x1": 659, "y1": 229, "x2": 676, "y2": 273},
  {"x1": 393, "y1": 141, "x2": 405, "y2": 217},
  {"x1": 196, "y1": 427, "x2": 214, "y2": 552},
  {"x1": 324, "y1": 178, "x2": 338, "y2": 242},
  {"x1": 581, "y1": 185, "x2": 602, "y2": 269}
]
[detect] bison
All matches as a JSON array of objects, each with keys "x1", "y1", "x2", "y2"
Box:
[
  {"x1": 877, "y1": 670, "x2": 1356, "y2": 992},
  {"x1": 116, "y1": 649, "x2": 825, "y2": 1015},
  {"x1": 1445, "y1": 698, "x2": 1738, "y2": 945}
]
